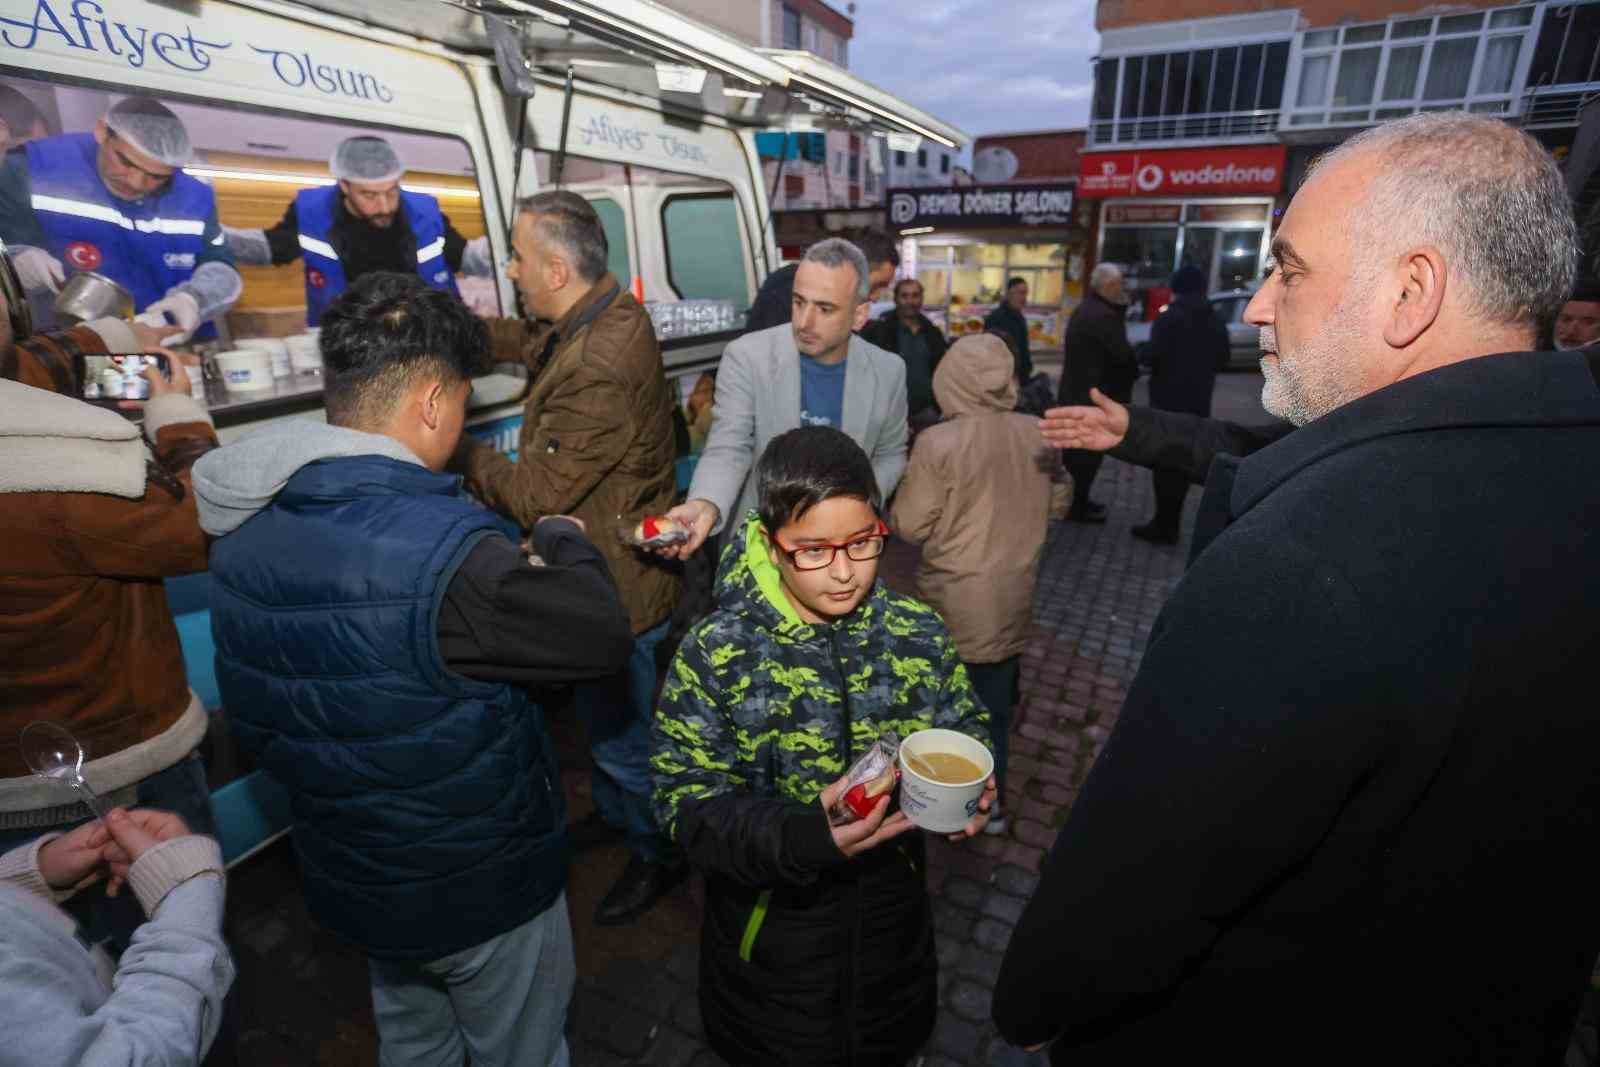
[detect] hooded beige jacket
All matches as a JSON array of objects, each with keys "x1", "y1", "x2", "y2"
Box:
[{"x1": 890, "y1": 334, "x2": 1055, "y2": 664}]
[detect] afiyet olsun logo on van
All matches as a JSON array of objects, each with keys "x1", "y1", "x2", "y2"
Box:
[{"x1": 1079, "y1": 146, "x2": 1288, "y2": 199}]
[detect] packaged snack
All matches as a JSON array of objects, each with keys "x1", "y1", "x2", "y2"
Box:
[
  {"x1": 618, "y1": 514, "x2": 690, "y2": 549},
  {"x1": 828, "y1": 732, "x2": 901, "y2": 826}
]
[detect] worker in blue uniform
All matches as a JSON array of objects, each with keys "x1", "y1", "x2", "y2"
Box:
[
  {"x1": 224, "y1": 135, "x2": 490, "y2": 326},
  {"x1": 0, "y1": 96, "x2": 241, "y2": 342}
]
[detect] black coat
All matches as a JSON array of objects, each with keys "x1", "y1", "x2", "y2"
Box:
[
  {"x1": 861, "y1": 310, "x2": 949, "y2": 414},
  {"x1": 996, "y1": 350, "x2": 1600, "y2": 1065},
  {"x1": 1110, "y1": 405, "x2": 1293, "y2": 486},
  {"x1": 1058, "y1": 290, "x2": 1137, "y2": 405},
  {"x1": 746, "y1": 263, "x2": 797, "y2": 332},
  {"x1": 983, "y1": 303, "x2": 1034, "y2": 382},
  {"x1": 1145, "y1": 293, "x2": 1229, "y2": 416}
]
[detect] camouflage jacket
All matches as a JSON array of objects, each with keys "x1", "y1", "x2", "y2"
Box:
[{"x1": 651, "y1": 511, "x2": 990, "y2": 885}]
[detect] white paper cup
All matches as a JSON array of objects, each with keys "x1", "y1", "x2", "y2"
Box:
[
  {"x1": 285, "y1": 333, "x2": 322, "y2": 373},
  {"x1": 897, "y1": 728, "x2": 994, "y2": 833},
  {"x1": 234, "y1": 337, "x2": 292, "y2": 378},
  {"x1": 214, "y1": 348, "x2": 274, "y2": 393}
]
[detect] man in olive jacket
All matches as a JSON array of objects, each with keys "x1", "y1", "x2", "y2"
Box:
[{"x1": 453, "y1": 190, "x2": 682, "y2": 925}]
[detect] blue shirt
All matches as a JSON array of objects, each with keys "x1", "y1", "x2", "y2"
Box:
[{"x1": 800, "y1": 355, "x2": 847, "y2": 429}]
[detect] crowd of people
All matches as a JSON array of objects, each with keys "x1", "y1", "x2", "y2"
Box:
[{"x1": 1, "y1": 110, "x2": 1598, "y2": 1067}]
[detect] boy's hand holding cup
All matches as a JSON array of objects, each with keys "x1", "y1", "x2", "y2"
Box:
[{"x1": 820, "y1": 773, "x2": 913, "y2": 858}]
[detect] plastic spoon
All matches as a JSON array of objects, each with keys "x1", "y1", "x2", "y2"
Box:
[
  {"x1": 903, "y1": 748, "x2": 938, "y2": 780},
  {"x1": 19, "y1": 722, "x2": 110, "y2": 822}
]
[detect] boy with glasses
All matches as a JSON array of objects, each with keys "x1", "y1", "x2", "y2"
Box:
[{"x1": 651, "y1": 425, "x2": 994, "y2": 1065}]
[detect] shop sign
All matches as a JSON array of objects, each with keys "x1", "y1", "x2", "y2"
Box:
[
  {"x1": 887, "y1": 182, "x2": 1076, "y2": 231},
  {"x1": 1079, "y1": 146, "x2": 1286, "y2": 199},
  {"x1": 1103, "y1": 203, "x2": 1181, "y2": 225}
]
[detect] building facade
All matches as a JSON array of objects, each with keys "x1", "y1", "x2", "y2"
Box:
[{"x1": 1083, "y1": 0, "x2": 1600, "y2": 312}]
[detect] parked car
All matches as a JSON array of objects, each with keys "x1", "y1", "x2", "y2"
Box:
[{"x1": 1127, "y1": 289, "x2": 1261, "y2": 370}]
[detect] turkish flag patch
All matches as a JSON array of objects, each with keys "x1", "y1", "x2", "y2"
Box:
[
  {"x1": 308, "y1": 269, "x2": 327, "y2": 288},
  {"x1": 65, "y1": 241, "x2": 102, "y2": 271}
]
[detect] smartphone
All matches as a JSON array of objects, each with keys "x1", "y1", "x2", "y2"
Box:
[{"x1": 83, "y1": 353, "x2": 171, "y2": 404}]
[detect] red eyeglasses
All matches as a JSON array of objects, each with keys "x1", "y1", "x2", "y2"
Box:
[{"x1": 771, "y1": 521, "x2": 889, "y2": 572}]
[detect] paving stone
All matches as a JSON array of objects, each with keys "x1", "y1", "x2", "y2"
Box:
[
  {"x1": 1011, "y1": 819, "x2": 1057, "y2": 851},
  {"x1": 989, "y1": 863, "x2": 1039, "y2": 899},
  {"x1": 944, "y1": 977, "x2": 993, "y2": 1023},
  {"x1": 565, "y1": 1039, "x2": 628, "y2": 1066},
  {"x1": 670, "y1": 992, "x2": 704, "y2": 1038},
  {"x1": 664, "y1": 942, "x2": 699, "y2": 983},
  {"x1": 942, "y1": 875, "x2": 986, "y2": 910},
  {"x1": 1001, "y1": 842, "x2": 1046, "y2": 874},
  {"x1": 980, "y1": 890, "x2": 1027, "y2": 926},
  {"x1": 928, "y1": 1012, "x2": 987, "y2": 1062},
  {"x1": 985, "y1": 1035, "x2": 1054, "y2": 1066},
  {"x1": 594, "y1": 957, "x2": 681, "y2": 1020},
  {"x1": 688, "y1": 1050, "x2": 730, "y2": 1067},
  {"x1": 584, "y1": 995, "x2": 657, "y2": 1058},
  {"x1": 932, "y1": 899, "x2": 975, "y2": 940},
  {"x1": 1038, "y1": 782, "x2": 1077, "y2": 808}
]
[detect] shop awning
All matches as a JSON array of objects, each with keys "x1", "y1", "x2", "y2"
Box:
[{"x1": 758, "y1": 50, "x2": 968, "y2": 150}]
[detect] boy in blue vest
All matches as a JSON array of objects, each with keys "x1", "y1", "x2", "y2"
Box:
[
  {"x1": 223, "y1": 135, "x2": 492, "y2": 326},
  {"x1": 196, "y1": 272, "x2": 633, "y2": 1066},
  {"x1": 0, "y1": 96, "x2": 242, "y2": 341}
]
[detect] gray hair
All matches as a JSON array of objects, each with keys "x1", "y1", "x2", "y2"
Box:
[
  {"x1": 1313, "y1": 113, "x2": 1577, "y2": 333},
  {"x1": 802, "y1": 238, "x2": 871, "y2": 303},
  {"x1": 516, "y1": 189, "x2": 608, "y2": 283},
  {"x1": 1089, "y1": 262, "x2": 1122, "y2": 294}
]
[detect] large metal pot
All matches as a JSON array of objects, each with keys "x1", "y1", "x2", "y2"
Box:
[{"x1": 52, "y1": 271, "x2": 134, "y2": 324}]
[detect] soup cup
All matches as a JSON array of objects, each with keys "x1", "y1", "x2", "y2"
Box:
[{"x1": 897, "y1": 728, "x2": 993, "y2": 834}]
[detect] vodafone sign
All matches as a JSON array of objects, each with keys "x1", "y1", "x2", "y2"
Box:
[{"x1": 1079, "y1": 145, "x2": 1287, "y2": 199}]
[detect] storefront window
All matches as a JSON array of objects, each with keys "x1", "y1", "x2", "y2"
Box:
[
  {"x1": 1099, "y1": 199, "x2": 1271, "y2": 312},
  {"x1": 913, "y1": 241, "x2": 1071, "y2": 309}
]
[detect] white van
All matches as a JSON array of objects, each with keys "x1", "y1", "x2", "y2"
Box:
[{"x1": 1, "y1": 0, "x2": 964, "y2": 863}]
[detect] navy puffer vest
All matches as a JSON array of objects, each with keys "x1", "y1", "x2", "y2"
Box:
[{"x1": 210, "y1": 456, "x2": 566, "y2": 960}]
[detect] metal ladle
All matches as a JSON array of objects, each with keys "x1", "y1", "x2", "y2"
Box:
[{"x1": 19, "y1": 722, "x2": 110, "y2": 822}]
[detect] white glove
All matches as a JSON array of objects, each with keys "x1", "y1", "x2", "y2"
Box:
[
  {"x1": 12, "y1": 246, "x2": 65, "y2": 293},
  {"x1": 461, "y1": 234, "x2": 494, "y2": 277},
  {"x1": 135, "y1": 290, "x2": 201, "y2": 345},
  {"x1": 223, "y1": 224, "x2": 272, "y2": 266}
]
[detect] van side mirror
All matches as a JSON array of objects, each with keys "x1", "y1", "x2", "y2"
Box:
[{"x1": 485, "y1": 14, "x2": 537, "y2": 99}]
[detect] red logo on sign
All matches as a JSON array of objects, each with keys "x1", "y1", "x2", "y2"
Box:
[
  {"x1": 308, "y1": 269, "x2": 327, "y2": 289},
  {"x1": 1078, "y1": 146, "x2": 1287, "y2": 199},
  {"x1": 65, "y1": 241, "x2": 102, "y2": 271}
]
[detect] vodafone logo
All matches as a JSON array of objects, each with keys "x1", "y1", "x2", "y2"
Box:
[
  {"x1": 1135, "y1": 163, "x2": 1164, "y2": 192},
  {"x1": 65, "y1": 241, "x2": 102, "y2": 271},
  {"x1": 1079, "y1": 146, "x2": 1287, "y2": 199}
]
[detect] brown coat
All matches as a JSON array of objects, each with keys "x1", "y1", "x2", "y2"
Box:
[
  {"x1": 454, "y1": 274, "x2": 681, "y2": 634},
  {"x1": 890, "y1": 334, "x2": 1054, "y2": 664},
  {"x1": 0, "y1": 326, "x2": 217, "y2": 781}
]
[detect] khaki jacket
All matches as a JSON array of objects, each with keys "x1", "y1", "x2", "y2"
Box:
[
  {"x1": 890, "y1": 334, "x2": 1054, "y2": 664},
  {"x1": 0, "y1": 324, "x2": 215, "y2": 792},
  {"x1": 454, "y1": 274, "x2": 680, "y2": 634}
]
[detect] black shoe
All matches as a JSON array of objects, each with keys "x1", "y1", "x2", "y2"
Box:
[
  {"x1": 595, "y1": 854, "x2": 686, "y2": 926},
  {"x1": 1067, "y1": 501, "x2": 1108, "y2": 523},
  {"x1": 1131, "y1": 522, "x2": 1179, "y2": 545},
  {"x1": 566, "y1": 810, "x2": 624, "y2": 853}
]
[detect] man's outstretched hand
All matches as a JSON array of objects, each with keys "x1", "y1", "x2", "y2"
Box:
[
  {"x1": 651, "y1": 498, "x2": 719, "y2": 561},
  {"x1": 1040, "y1": 388, "x2": 1129, "y2": 452}
]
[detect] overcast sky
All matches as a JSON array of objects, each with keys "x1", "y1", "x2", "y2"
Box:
[{"x1": 846, "y1": 0, "x2": 1100, "y2": 149}]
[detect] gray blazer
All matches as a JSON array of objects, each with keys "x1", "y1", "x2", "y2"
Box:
[{"x1": 690, "y1": 324, "x2": 909, "y2": 533}]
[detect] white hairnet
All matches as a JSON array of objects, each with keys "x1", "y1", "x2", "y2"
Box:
[
  {"x1": 104, "y1": 97, "x2": 192, "y2": 168},
  {"x1": 330, "y1": 136, "x2": 404, "y2": 183}
]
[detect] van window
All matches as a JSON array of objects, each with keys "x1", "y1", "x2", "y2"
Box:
[
  {"x1": 0, "y1": 72, "x2": 502, "y2": 347},
  {"x1": 662, "y1": 194, "x2": 745, "y2": 304},
  {"x1": 589, "y1": 197, "x2": 632, "y2": 290}
]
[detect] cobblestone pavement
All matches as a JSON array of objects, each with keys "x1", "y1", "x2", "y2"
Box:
[{"x1": 221, "y1": 375, "x2": 1276, "y2": 1066}]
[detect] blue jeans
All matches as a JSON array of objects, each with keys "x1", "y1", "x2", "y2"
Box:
[
  {"x1": 369, "y1": 893, "x2": 574, "y2": 1067},
  {"x1": 573, "y1": 618, "x2": 670, "y2": 863},
  {"x1": 0, "y1": 750, "x2": 216, "y2": 951},
  {"x1": 965, "y1": 657, "x2": 1019, "y2": 801}
]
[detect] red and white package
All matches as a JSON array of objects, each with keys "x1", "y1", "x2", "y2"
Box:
[
  {"x1": 828, "y1": 732, "x2": 901, "y2": 826},
  {"x1": 617, "y1": 514, "x2": 690, "y2": 549}
]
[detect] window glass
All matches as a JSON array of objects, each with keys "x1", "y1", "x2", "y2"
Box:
[
  {"x1": 1141, "y1": 54, "x2": 1166, "y2": 117},
  {"x1": 916, "y1": 267, "x2": 950, "y2": 304},
  {"x1": 1187, "y1": 50, "x2": 1215, "y2": 113},
  {"x1": 979, "y1": 244, "x2": 1007, "y2": 266},
  {"x1": 1424, "y1": 37, "x2": 1479, "y2": 99},
  {"x1": 1093, "y1": 58, "x2": 1120, "y2": 120},
  {"x1": 1556, "y1": 4, "x2": 1600, "y2": 84},
  {"x1": 1438, "y1": 13, "x2": 1485, "y2": 34},
  {"x1": 782, "y1": 5, "x2": 802, "y2": 49},
  {"x1": 1234, "y1": 44, "x2": 1264, "y2": 110},
  {"x1": 1476, "y1": 36, "x2": 1523, "y2": 93},
  {"x1": 1333, "y1": 48, "x2": 1381, "y2": 106},
  {"x1": 1212, "y1": 48, "x2": 1239, "y2": 114},
  {"x1": 1298, "y1": 54, "x2": 1332, "y2": 106},
  {"x1": 940, "y1": 155, "x2": 950, "y2": 174},
  {"x1": 1344, "y1": 24, "x2": 1385, "y2": 44},
  {"x1": 1391, "y1": 18, "x2": 1432, "y2": 38},
  {"x1": 1122, "y1": 55, "x2": 1146, "y2": 118},
  {"x1": 1383, "y1": 46, "x2": 1425, "y2": 100},
  {"x1": 1165, "y1": 52, "x2": 1190, "y2": 114},
  {"x1": 662, "y1": 195, "x2": 745, "y2": 303},
  {"x1": 1261, "y1": 42, "x2": 1291, "y2": 108},
  {"x1": 1099, "y1": 227, "x2": 1178, "y2": 293},
  {"x1": 1304, "y1": 29, "x2": 1338, "y2": 48},
  {"x1": 1488, "y1": 7, "x2": 1533, "y2": 28},
  {"x1": 895, "y1": 150, "x2": 906, "y2": 166},
  {"x1": 1008, "y1": 243, "x2": 1063, "y2": 267},
  {"x1": 917, "y1": 148, "x2": 928, "y2": 167},
  {"x1": 589, "y1": 197, "x2": 631, "y2": 290}
]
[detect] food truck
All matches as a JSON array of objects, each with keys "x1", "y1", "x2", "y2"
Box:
[{"x1": 1, "y1": 0, "x2": 965, "y2": 864}]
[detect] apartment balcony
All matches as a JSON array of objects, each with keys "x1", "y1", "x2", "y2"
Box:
[
  {"x1": 1521, "y1": 85, "x2": 1600, "y2": 128},
  {"x1": 1087, "y1": 109, "x2": 1281, "y2": 148}
]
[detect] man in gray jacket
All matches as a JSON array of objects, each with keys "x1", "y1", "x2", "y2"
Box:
[{"x1": 663, "y1": 238, "x2": 909, "y2": 557}]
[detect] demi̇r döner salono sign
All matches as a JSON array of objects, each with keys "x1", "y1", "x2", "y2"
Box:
[{"x1": 887, "y1": 183, "x2": 1077, "y2": 232}]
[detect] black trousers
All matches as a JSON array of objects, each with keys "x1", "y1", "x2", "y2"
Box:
[
  {"x1": 1065, "y1": 450, "x2": 1104, "y2": 513},
  {"x1": 1150, "y1": 467, "x2": 1190, "y2": 533}
]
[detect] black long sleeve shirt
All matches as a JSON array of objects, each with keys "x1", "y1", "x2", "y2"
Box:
[
  {"x1": 262, "y1": 197, "x2": 468, "y2": 278},
  {"x1": 436, "y1": 517, "x2": 633, "y2": 686}
]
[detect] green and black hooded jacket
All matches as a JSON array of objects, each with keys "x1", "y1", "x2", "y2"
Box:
[{"x1": 651, "y1": 511, "x2": 990, "y2": 1065}]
